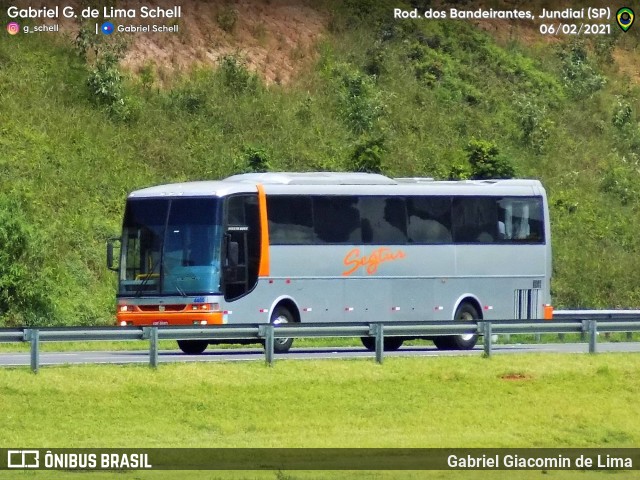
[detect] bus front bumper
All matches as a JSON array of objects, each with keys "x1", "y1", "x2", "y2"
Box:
[{"x1": 116, "y1": 303, "x2": 225, "y2": 326}]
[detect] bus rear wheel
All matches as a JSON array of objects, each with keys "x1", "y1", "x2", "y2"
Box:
[
  {"x1": 433, "y1": 303, "x2": 479, "y2": 350},
  {"x1": 177, "y1": 340, "x2": 208, "y2": 355},
  {"x1": 361, "y1": 337, "x2": 404, "y2": 351},
  {"x1": 271, "y1": 306, "x2": 295, "y2": 353}
]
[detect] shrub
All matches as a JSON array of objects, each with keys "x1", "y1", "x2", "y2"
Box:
[
  {"x1": 0, "y1": 195, "x2": 52, "y2": 326},
  {"x1": 408, "y1": 44, "x2": 446, "y2": 85},
  {"x1": 363, "y1": 41, "x2": 386, "y2": 77},
  {"x1": 139, "y1": 61, "x2": 156, "y2": 90},
  {"x1": 600, "y1": 155, "x2": 639, "y2": 205},
  {"x1": 83, "y1": 36, "x2": 131, "y2": 120},
  {"x1": 332, "y1": 63, "x2": 386, "y2": 134},
  {"x1": 557, "y1": 40, "x2": 606, "y2": 97},
  {"x1": 448, "y1": 162, "x2": 471, "y2": 180},
  {"x1": 612, "y1": 96, "x2": 633, "y2": 129},
  {"x1": 514, "y1": 94, "x2": 554, "y2": 153},
  {"x1": 216, "y1": 7, "x2": 238, "y2": 33},
  {"x1": 74, "y1": 21, "x2": 100, "y2": 62},
  {"x1": 218, "y1": 54, "x2": 258, "y2": 96},
  {"x1": 87, "y1": 60, "x2": 125, "y2": 104},
  {"x1": 295, "y1": 95, "x2": 313, "y2": 123},
  {"x1": 349, "y1": 136, "x2": 385, "y2": 173},
  {"x1": 593, "y1": 36, "x2": 617, "y2": 65},
  {"x1": 233, "y1": 146, "x2": 272, "y2": 173},
  {"x1": 465, "y1": 140, "x2": 515, "y2": 180},
  {"x1": 166, "y1": 87, "x2": 208, "y2": 114}
]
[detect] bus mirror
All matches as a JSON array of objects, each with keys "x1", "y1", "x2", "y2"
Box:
[
  {"x1": 227, "y1": 241, "x2": 239, "y2": 267},
  {"x1": 106, "y1": 237, "x2": 121, "y2": 271}
]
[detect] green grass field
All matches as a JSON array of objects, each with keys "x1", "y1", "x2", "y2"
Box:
[
  {"x1": 3, "y1": 469, "x2": 638, "y2": 480},
  {"x1": 1, "y1": 354, "x2": 639, "y2": 479}
]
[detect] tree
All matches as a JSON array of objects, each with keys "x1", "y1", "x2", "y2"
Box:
[{"x1": 465, "y1": 140, "x2": 515, "y2": 180}]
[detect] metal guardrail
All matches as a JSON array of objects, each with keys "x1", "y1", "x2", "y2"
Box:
[{"x1": 2, "y1": 310, "x2": 640, "y2": 372}]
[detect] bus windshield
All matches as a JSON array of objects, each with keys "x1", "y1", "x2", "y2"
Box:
[{"x1": 119, "y1": 197, "x2": 222, "y2": 296}]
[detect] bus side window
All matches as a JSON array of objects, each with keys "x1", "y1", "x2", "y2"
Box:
[
  {"x1": 406, "y1": 197, "x2": 452, "y2": 244},
  {"x1": 452, "y1": 197, "x2": 497, "y2": 243},
  {"x1": 313, "y1": 196, "x2": 361, "y2": 243},
  {"x1": 359, "y1": 197, "x2": 407, "y2": 244},
  {"x1": 267, "y1": 196, "x2": 314, "y2": 244},
  {"x1": 498, "y1": 197, "x2": 545, "y2": 243}
]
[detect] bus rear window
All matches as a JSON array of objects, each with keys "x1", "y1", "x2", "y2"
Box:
[{"x1": 498, "y1": 197, "x2": 545, "y2": 243}]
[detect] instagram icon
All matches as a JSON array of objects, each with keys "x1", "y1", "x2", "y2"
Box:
[{"x1": 7, "y1": 22, "x2": 20, "y2": 35}]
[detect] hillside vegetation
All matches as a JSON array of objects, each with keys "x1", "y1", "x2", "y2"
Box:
[{"x1": 0, "y1": 0, "x2": 639, "y2": 326}]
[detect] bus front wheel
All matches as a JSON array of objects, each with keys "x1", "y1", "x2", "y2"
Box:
[
  {"x1": 433, "y1": 303, "x2": 479, "y2": 350},
  {"x1": 177, "y1": 340, "x2": 209, "y2": 355}
]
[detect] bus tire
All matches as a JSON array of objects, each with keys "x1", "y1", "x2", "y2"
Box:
[
  {"x1": 432, "y1": 336, "x2": 453, "y2": 349},
  {"x1": 271, "y1": 305, "x2": 295, "y2": 353},
  {"x1": 433, "y1": 302, "x2": 479, "y2": 350},
  {"x1": 360, "y1": 337, "x2": 404, "y2": 351},
  {"x1": 177, "y1": 340, "x2": 208, "y2": 355}
]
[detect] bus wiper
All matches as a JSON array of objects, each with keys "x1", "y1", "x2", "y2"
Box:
[
  {"x1": 135, "y1": 256, "x2": 161, "y2": 297},
  {"x1": 174, "y1": 281, "x2": 186, "y2": 297}
]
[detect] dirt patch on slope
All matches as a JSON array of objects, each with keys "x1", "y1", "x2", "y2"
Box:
[
  {"x1": 612, "y1": 49, "x2": 640, "y2": 84},
  {"x1": 10, "y1": 0, "x2": 327, "y2": 86},
  {"x1": 120, "y1": 0, "x2": 327, "y2": 85}
]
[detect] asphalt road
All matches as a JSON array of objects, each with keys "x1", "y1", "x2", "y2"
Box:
[{"x1": 1, "y1": 342, "x2": 640, "y2": 367}]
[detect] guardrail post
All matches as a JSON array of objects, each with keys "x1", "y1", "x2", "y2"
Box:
[
  {"x1": 29, "y1": 329, "x2": 40, "y2": 374},
  {"x1": 588, "y1": 320, "x2": 597, "y2": 354},
  {"x1": 374, "y1": 324, "x2": 384, "y2": 364},
  {"x1": 262, "y1": 325, "x2": 275, "y2": 367},
  {"x1": 149, "y1": 327, "x2": 159, "y2": 368},
  {"x1": 482, "y1": 322, "x2": 492, "y2": 357}
]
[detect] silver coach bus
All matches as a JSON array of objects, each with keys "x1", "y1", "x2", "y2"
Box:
[{"x1": 108, "y1": 172, "x2": 552, "y2": 354}]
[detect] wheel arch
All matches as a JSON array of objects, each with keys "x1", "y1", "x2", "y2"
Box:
[
  {"x1": 452, "y1": 294, "x2": 483, "y2": 320},
  {"x1": 268, "y1": 296, "x2": 301, "y2": 323}
]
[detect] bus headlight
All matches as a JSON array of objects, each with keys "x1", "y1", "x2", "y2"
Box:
[{"x1": 189, "y1": 303, "x2": 220, "y2": 311}]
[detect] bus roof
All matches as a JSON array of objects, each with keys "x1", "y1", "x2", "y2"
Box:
[
  {"x1": 224, "y1": 172, "x2": 397, "y2": 185},
  {"x1": 127, "y1": 181, "x2": 256, "y2": 198},
  {"x1": 127, "y1": 173, "x2": 545, "y2": 198}
]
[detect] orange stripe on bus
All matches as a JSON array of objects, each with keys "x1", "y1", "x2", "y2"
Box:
[
  {"x1": 117, "y1": 311, "x2": 224, "y2": 326},
  {"x1": 256, "y1": 183, "x2": 271, "y2": 277}
]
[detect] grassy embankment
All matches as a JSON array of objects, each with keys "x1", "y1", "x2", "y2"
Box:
[
  {"x1": 1, "y1": 354, "x2": 639, "y2": 479},
  {"x1": 0, "y1": 1, "x2": 640, "y2": 327}
]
